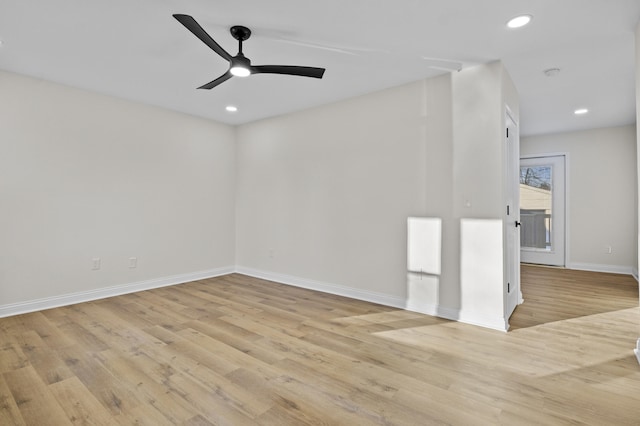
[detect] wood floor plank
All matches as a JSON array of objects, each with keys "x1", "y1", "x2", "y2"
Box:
[
  {"x1": 183, "y1": 319, "x2": 284, "y2": 365},
  {"x1": 62, "y1": 303, "x2": 167, "y2": 356},
  {"x1": 93, "y1": 348, "x2": 198, "y2": 424},
  {"x1": 142, "y1": 326, "x2": 243, "y2": 377},
  {"x1": 55, "y1": 345, "x2": 143, "y2": 416},
  {"x1": 0, "y1": 341, "x2": 28, "y2": 374},
  {"x1": 0, "y1": 374, "x2": 26, "y2": 426},
  {"x1": 14, "y1": 330, "x2": 74, "y2": 385},
  {"x1": 0, "y1": 315, "x2": 30, "y2": 337},
  {"x1": 162, "y1": 329, "x2": 273, "y2": 418},
  {"x1": 111, "y1": 402, "x2": 175, "y2": 426},
  {"x1": 56, "y1": 321, "x2": 109, "y2": 353},
  {"x1": 0, "y1": 265, "x2": 638, "y2": 424},
  {"x1": 3, "y1": 366, "x2": 72, "y2": 425},
  {"x1": 164, "y1": 373, "x2": 259, "y2": 425},
  {"x1": 182, "y1": 414, "x2": 216, "y2": 426},
  {"x1": 15, "y1": 311, "x2": 76, "y2": 351},
  {"x1": 48, "y1": 377, "x2": 113, "y2": 426},
  {"x1": 133, "y1": 288, "x2": 225, "y2": 323}
]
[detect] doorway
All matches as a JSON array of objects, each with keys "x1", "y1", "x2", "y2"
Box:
[{"x1": 519, "y1": 155, "x2": 566, "y2": 266}]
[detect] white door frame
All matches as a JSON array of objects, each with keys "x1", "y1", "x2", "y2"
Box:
[{"x1": 520, "y1": 153, "x2": 569, "y2": 267}]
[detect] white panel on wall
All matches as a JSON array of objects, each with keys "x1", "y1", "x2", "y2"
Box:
[
  {"x1": 460, "y1": 218, "x2": 504, "y2": 319},
  {"x1": 407, "y1": 217, "x2": 442, "y2": 275},
  {"x1": 406, "y1": 273, "x2": 440, "y2": 314}
]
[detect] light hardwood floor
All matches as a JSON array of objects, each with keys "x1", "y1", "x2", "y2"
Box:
[{"x1": 1, "y1": 266, "x2": 639, "y2": 425}]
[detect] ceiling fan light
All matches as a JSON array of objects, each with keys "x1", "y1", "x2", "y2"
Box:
[
  {"x1": 230, "y1": 65, "x2": 251, "y2": 77},
  {"x1": 230, "y1": 55, "x2": 251, "y2": 77}
]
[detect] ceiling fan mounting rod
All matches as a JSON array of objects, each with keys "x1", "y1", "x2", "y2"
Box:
[{"x1": 230, "y1": 25, "x2": 251, "y2": 54}]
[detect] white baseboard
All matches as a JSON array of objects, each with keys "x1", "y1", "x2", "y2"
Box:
[
  {"x1": 456, "y1": 311, "x2": 509, "y2": 332},
  {"x1": 235, "y1": 266, "x2": 407, "y2": 309},
  {"x1": 1, "y1": 265, "x2": 510, "y2": 332},
  {"x1": 404, "y1": 301, "x2": 506, "y2": 330},
  {"x1": 0, "y1": 266, "x2": 235, "y2": 318},
  {"x1": 237, "y1": 266, "x2": 509, "y2": 331},
  {"x1": 567, "y1": 262, "x2": 635, "y2": 276},
  {"x1": 405, "y1": 300, "x2": 439, "y2": 317}
]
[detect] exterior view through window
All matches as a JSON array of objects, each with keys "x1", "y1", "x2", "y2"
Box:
[{"x1": 520, "y1": 165, "x2": 552, "y2": 251}]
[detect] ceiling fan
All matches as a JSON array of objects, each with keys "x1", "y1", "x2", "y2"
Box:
[{"x1": 173, "y1": 14, "x2": 326, "y2": 89}]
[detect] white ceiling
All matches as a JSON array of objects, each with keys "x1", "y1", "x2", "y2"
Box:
[{"x1": 1, "y1": 0, "x2": 639, "y2": 136}]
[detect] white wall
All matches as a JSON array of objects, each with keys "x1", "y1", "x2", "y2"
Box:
[
  {"x1": 236, "y1": 77, "x2": 449, "y2": 304},
  {"x1": 236, "y1": 62, "x2": 518, "y2": 330},
  {"x1": 521, "y1": 125, "x2": 638, "y2": 275},
  {"x1": 0, "y1": 71, "x2": 237, "y2": 311},
  {"x1": 1, "y1": 63, "x2": 520, "y2": 330}
]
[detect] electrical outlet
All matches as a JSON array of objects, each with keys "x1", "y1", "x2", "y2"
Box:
[
  {"x1": 92, "y1": 257, "x2": 101, "y2": 270},
  {"x1": 605, "y1": 246, "x2": 612, "y2": 254},
  {"x1": 129, "y1": 257, "x2": 137, "y2": 268}
]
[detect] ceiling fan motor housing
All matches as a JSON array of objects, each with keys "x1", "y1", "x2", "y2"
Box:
[{"x1": 230, "y1": 54, "x2": 252, "y2": 76}]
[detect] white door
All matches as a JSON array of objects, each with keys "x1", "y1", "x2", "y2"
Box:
[
  {"x1": 505, "y1": 114, "x2": 521, "y2": 320},
  {"x1": 520, "y1": 155, "x2": 566, "y2": 266}
]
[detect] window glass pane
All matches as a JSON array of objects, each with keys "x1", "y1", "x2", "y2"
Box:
[{"x1": 520, "y1": 166, "x2": 552, "y2": 250}]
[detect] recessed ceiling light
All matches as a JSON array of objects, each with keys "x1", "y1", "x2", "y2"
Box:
[
  {"x1": 574, "y1": 108, "x2": 589, "y2": 115},
  {"x1": 507, "y1": 14, "x2": 532, "y2": 29},
  {"x1": 226, "y1": 105, "x2": 238, "y2": 113}
]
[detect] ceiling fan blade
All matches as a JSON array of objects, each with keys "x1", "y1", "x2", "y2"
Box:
[
  {"x1": 198, "y1": 72, "x2": 233, "y2": 90},
  {"x1": 251, "y1": 65, "x2": 325, "y2": 79},
  {"x1": 173, "y1": 14, "x2": 232, "y2": 61}
]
